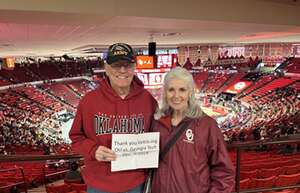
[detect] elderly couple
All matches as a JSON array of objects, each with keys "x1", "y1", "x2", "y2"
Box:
[{"x1": 69, "y1": 43, "x2": 235, "y2": 193}]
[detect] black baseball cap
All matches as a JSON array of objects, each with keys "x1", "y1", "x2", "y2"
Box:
[{"x1": 106, "y1": 43, "x2": 135, "y2": 64}]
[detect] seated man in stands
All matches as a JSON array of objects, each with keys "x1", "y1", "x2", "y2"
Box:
[
  {"x1": 9, "y1": 186, "x2": 19, "y2": 193},
  {"x1": 64, "y1": 161, "x2": 84, "y2": 184}
]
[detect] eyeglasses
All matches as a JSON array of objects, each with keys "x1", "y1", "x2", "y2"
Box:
[{"x1": 109, "y1": 62, "x2": 135, "y2": 70}]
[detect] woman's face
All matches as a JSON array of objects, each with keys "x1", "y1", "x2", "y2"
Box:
[{"x1": 166, "y1": 78, "x2": 190, "y2": 113}]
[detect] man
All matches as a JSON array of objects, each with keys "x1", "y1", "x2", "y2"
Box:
[{"x1": 69, "y1": 43, "x2": 157, "y2": 193}]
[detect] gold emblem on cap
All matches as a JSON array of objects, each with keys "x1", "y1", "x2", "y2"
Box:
[{"x1": 113, "y1": 50, "x2": 128, "y2": 56}]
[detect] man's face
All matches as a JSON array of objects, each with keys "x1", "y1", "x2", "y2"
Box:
[{"x1": 105, "y1": 60, "x2": 136, "y2": 90}]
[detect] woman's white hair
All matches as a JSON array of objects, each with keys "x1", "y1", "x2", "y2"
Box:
[{"x1": 154, "y1": 67, "x2": 205, "y2": 120}]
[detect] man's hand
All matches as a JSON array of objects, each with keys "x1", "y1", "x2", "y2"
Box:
[{"x1": 95, "y1": 146, "x2": 117, "y2": 162}]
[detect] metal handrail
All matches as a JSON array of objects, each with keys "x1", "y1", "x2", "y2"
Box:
[
  {"x1": 228, "y1": 136, "x2": 300, "y2": 149},
  {"x1": 0, "y1": 167, "x2": 28, "y2": 193},
  {"x1": 0, "y1": 153, "x2": 82, "y2": 162},
  {"x1": 231, "y1": 136, "x2": 300, "y2": 193},
  {"x1": 0, "y1": 136, "x2": 299, "y2": 193}
]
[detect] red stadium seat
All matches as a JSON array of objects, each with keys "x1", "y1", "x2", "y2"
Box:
[
  {"x1": 239, "y1": 178, "x2": 251, "y2": 190},
  {"x1": 45, "y1": 184, "x2": 71, "y2": 193},
  {"x1": 283, "y1": 164, "x2": 300, "y2": 175},
  {"x1": 276, "y1": 173, "x2": 300, "y2": 187},
  {"x1": 252, "y1": 176, "x2": 277, "y2": 189},
  {"x1": 259, "y1": 167, "x2": 283, "y2": 178},
  {"x1": 70, "y1": 183, "x2": 87, "y2": 193},
  {"x1": 240, "y1": 169, "x2": 258, "y2": 180}
]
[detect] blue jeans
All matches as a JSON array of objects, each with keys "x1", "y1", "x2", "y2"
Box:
[{"x1": 87, "y1": 183, "x2": 144, "y2": 193}]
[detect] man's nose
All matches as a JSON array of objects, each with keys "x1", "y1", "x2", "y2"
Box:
[{"x1": 119, "y1": 66, "x2": 127, "y2": 72}]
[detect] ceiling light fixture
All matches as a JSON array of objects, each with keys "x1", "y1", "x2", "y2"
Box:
[{"x1": 161, "y1": 32, "x2": 181, "y2": 37}]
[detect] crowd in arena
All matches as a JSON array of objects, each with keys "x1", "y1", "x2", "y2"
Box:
[
  {"x1": 0, "y1": 101, "x2": 70, "y2": 155},
  {"x1": 0, "y1": 57, "x2": 299, "y2": 156}
]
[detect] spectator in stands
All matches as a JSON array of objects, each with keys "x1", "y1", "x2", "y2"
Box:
[
  {"x1": 238, "y1": 130, "x2": 246, "y2": 142},
  {"x1": 223, "y1": 132, "x2": 230, "y2": 142},
  {"x1": 287, "y1": 124, "x2": 295, "y2": 135},
  {"x1": 230, "y1": 131, "x2": 237, "y2": 143},
  {"x1": 64, "y1": 161, "x2": 84, "y2": 183},
  {"x1": 252, "y1": 127, "x2": 261, "y2": 140},
  {"x1": 43, "y1": 144, "x2": 51, "y2": 155},
  {"x1": 9, "y1": 186, "x2": 19, "y2": 193},
  {"x1": 151, "y1": 67, "x2": 235, "y2": 193},
  {"x1": 69, "y1": 43, "x2": 157, "y2": 193}
]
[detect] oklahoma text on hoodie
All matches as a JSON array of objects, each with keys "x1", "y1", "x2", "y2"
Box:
[
  {"x1": 69, "y1": 76, "x2": 157, "y2": 192},
  {"x1": 152, "y1": 115, "x2": 235, "y2": 193}
]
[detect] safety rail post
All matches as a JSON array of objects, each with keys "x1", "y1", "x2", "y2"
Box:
[
  {"x1": 43, "y1": 166, "x2": 47, "y2": 185},
  {"x1": 19, "y1": 167, "x2": 28, "y2": 193},
  {"x1": 235, "y1": 147, "x2": 241, "y2": 193}
]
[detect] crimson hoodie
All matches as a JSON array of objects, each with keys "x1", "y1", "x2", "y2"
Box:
[
  {"x1": 69, "y1": 76, "x2": 157, "y2": 192},
  {"x1": 152, "y1": 115, "x2": 235, "y2": 193}
]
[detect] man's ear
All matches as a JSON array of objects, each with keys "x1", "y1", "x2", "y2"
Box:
[{"x1": 103, "y1": 63, "x2": 108, "y2": 69}]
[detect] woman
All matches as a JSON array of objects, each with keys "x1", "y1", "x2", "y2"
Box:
[{"x1": 152, "y1": 67, "x2": 235, "y2": 193}]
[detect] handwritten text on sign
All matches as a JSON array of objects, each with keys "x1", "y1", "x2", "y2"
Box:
[{"x1": 111, "y1": 132, "x2": 160, "y2": 172}]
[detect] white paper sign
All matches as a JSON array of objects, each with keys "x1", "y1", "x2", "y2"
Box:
[{"x1": 111, "y1": 132, "x2": 160, "y2": 172}]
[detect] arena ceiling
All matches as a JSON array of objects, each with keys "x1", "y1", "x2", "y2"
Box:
[{"x1": 0, "y1": 0, "x2": 300, "y2": 57}]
